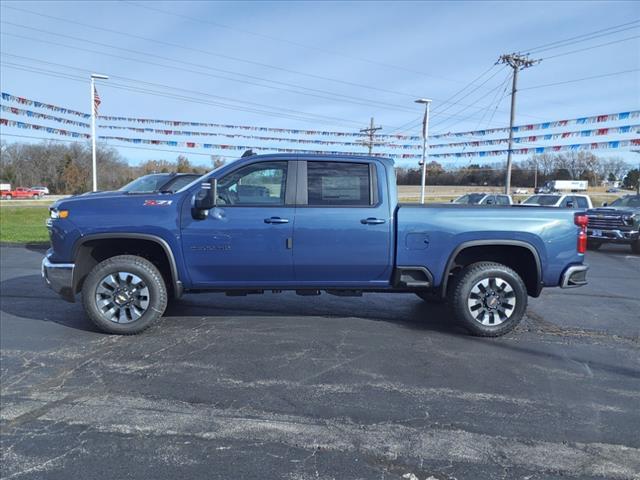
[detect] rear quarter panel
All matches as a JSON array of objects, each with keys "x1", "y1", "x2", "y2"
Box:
[{"x1": 396, "y1": 204, "x2": 583, "y2": 288}]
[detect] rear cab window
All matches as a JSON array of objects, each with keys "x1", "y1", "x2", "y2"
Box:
[{"x1": 306, "y1": 161, "x2": 372, "y2": 206}]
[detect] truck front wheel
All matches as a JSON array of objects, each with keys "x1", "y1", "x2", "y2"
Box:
[
  {"x1": 448, "y1": 262, "x2": 527, "y2": 337},
  {"x1": 82, "y1": 255, "x2": 167, "y2": 334}
]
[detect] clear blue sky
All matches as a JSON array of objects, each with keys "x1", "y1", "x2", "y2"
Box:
[{"x1": 0, "y1": 0, "x2": 639, "y2": 168}]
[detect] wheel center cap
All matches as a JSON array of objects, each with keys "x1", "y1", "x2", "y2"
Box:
[
  {"x1": 115, "y1": 290, "x2": 130, "y2": 305},
  {"x1": 486, "y1": 295, "x2": 499, "y2": 309}
]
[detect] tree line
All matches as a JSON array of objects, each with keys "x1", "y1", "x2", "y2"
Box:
[
  {"x1": 0, "y1": 140, "x2": 637, "y2": 194},
  {"x1": 0, "y1": 141, "x2": 225, "y2": 194},
  {"x1": 396, "y1": 152, "x2": 635, "y2": 188}
]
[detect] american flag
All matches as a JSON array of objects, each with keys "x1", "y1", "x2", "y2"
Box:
[{"x1": 93, "y1": 86, "x2": 101, "y2": 116}]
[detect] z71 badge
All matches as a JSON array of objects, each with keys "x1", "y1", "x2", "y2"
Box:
[{"x1": 144, "y1": 200, "x2": 173, "y2": 207}]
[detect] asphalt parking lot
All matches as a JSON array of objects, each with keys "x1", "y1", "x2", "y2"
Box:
[{"x1": 1, "y1": 244, "x2": 639, "y2": 479}]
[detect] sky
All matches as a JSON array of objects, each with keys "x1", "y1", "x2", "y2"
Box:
[{"x1": 0, "y1": 0, "x2": 639, "y2": 169}]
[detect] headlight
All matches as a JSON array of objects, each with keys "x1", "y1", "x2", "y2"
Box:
[
  {"x1": 50, "y1": 209, "x2": 69, "y2": 219},
  {"x1": 622, "y1": 215, "x2": 634, "y2": 226}
]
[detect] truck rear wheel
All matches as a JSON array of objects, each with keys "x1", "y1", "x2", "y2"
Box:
[
  {"x1": 82, "y1": 255, "x2": 167, "y2": 334},
  {"x1": 448, "y1": 262, "x2": 527, "y2": 337}
]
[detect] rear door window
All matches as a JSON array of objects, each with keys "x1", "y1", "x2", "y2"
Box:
[
  {"x1": 496, "y1": 195, "x2": 510, "y2": 205},
  {"x1": 575, "y1": 196, "x2": 589, "y2": 209},
  {"x1": 306, "y1": 162, "x2": 371, "y2": 206}
]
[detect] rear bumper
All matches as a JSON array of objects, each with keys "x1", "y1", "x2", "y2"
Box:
[
  {"x1": 587, "y1": 229, "x2": 639, "y2": 244},
  {"x1": 560, "y1": 264, "x2": 588, "y2": 288},
  {"x1": 42, "y1": 254, "x2": 75, "y2": 302}
]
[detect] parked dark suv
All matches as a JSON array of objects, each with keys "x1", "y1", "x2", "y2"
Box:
[{"x1": 586, "y1": 195, "x2": 640, "y2": 253}]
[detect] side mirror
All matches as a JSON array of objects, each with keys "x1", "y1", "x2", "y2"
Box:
[
  {"x1": 192, "y1": 178, "x2": 217, "y2": 220},
  {"x1": 566, "y1": 201, "x2": 575, "y2": 208},
  {"x1": 602, "y1": 202, "x2": 608, "y2": 207}
]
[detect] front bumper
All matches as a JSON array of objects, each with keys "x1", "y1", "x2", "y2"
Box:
[
  {"x1": 560, "y1": 264, "x2": 588, "y2": 288},
  {"x1": 42, "y1": 254, "x2": 75, "y2": 302},
  {"x1": 587, "y1": 228, "x2": 639, "y2": 244}
]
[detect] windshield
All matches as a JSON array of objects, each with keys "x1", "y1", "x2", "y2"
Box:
[
  {"x1": 121, "y1": 174, "x2": 203, "y2": 193},
  {"x1": 524, "y1": 195, "x2": 561, "y2": 206},
  {"x1": 161, "y1": 175, "x2": 201, "y2": 192},
  {"x1": 120, "y1": 174, "x2": 171, "y2": 193},
  {"x1": 609, "y1": 196, "x2": 640, "y2": 208},
  {"x1": 454, "y1": 193, "x2": 486, "y2": 204}
]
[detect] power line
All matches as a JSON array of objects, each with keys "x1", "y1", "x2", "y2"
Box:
[
  {"x1": 0, "y1": 58, "x2": 368, "y2": 127},
  {"x1": 522, "y1": 19, "x2": 640, "y2": 54},
  {"x1": 520, "y1": 69, "x2": 640, "y2": 90},
  {"x1": 121, "y1": 0, "x2": 464, "y2": 83},
  {"x1": 542, "y1": 35, "x2": 640, "y2": 60},
  {"x1": 0, "y1": 28, "x2": 417, "y2": 115},
  {"x1": 1, "y1": 54, "x2": 509, "y2": 129},
  {"x1": 0, "y1": 6, "x2": 436, "y2": 100}
]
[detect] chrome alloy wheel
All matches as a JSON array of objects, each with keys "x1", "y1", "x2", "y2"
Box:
[
  {"x1": 95, "y1": 272, "x2": 150, "y2": 324},
  {"x1": 467, "y1": 277, "x2": 516, "y2": 326}
]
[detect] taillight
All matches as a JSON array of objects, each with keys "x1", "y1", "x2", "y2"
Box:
[{"x1": 574, "y1": 213, "x2": 588, "y2": 253}]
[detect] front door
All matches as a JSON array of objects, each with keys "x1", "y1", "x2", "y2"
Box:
[
  {"x1": 181, "y1": 160, "x2": 296, "y2": 287},
  {"x1": 292, "y1": 160, "x2": 392, "y2": 285}
]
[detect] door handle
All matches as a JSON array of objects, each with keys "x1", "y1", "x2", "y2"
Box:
[
  {"x1": 360, "y1": 217, "x2": 386, "y2": 225},
  {"x1": 264, "y1": 217, "x2": 289, "y2": 224}
]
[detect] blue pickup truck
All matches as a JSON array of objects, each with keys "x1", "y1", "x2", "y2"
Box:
[{"x1": 43, "y1": 154, "x2": 589, "y2": 336}]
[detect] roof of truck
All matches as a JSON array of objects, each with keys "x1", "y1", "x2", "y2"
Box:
[{"x1": 240, "y1": 153, "x2": 395, "y2": 167}]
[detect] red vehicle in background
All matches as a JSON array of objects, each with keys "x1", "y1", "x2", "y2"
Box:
[{"x1": 0, "y1": 186, "x2": 42, "y2": 200}]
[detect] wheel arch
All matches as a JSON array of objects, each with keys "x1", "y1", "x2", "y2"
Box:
[
  {"x1": 440, "y1": 240, "x2": 543, "y2": 298},
  {"x1": 72, "y1": 233, "x2": 182, "y2": 298}
]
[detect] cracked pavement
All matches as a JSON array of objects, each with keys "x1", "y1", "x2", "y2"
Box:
[{"x1": 1, "y1": 244, "x2": 639, "y2": 479}]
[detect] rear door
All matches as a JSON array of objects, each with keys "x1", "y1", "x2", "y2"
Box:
[{"x1": 292, "y1": 160, "x2": 392, "y2": 285}]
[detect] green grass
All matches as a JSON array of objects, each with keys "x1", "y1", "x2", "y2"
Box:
[{"x1": 0, "y1": 206, "x2": 50, "y2": 243}]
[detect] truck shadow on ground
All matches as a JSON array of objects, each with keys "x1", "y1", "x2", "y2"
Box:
[{"x1": 0, "y1": 275, "x2": 464, "y2": 336}]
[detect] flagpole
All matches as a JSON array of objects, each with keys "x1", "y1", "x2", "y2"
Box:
[{"x1": 90, "y1": 73, "x2": 108, "y2": 192}]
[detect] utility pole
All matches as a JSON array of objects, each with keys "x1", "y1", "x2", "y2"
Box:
[
  {"x1": 498, "y1": 53, "x2": 540, "y2": 195},
  {"x1": 632, "y1": 149, "x2": 640, "y2": 194},
  {"x1": 415, "y1": 98, "x2": 432, "y2": 204},
  {"x1": 359, "y1": 117, "x2": 382, "y2": 155}
]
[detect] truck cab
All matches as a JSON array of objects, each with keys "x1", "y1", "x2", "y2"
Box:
[{"x1": 43, "y1": 154, "x2": 588, "y2": 337}]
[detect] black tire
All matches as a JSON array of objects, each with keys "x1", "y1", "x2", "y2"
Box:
[
  {"x1": 448, "y1": 262, "x2": 527, "y2": 337},
  {"x1": 587, "y1": 240, "x2": 603, "y2": 250},
  {"x1": 82, "y1": 255, "x2": 167, "y2": 334},
  {"x1": 415, "y1": 291, "x2": 446, "y2": 304},
  {"x1": 631, "y1": 240, "x2": 640, "y2": 254},
  {"x1": 5, "y1": 194, "x2": 11, "y2": 200}
]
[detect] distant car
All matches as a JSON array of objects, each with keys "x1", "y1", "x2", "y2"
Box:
[
  {"x1": 513, "y1": 188, "x2": 528, "y2": 195},
  {"x1": 606, "y1": 188, "x2": 621, "y2": 193},
  {"x1": 452, "y1": 193, "x2": 513, "y2": 205},
  {"x1": 119, "y1": 173, "x2": 202, "y2": 194},
  {"x1": 586, "y1": 195, "x2": 640, "y2": 253},
  {"x1": 0, "y1": 187, "x2": 41, "y2": 200},
  {"x1": 30, "y1": 186, "x2": 50, "y2": 196},
  {"x1": 522, "y1": 194, "x2": 593, "y2": 209}
]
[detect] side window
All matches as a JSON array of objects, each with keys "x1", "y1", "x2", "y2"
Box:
[
  {"x1": 560, "y1": 196, "x2": 574, "y2": 208},
  {"x1": 575, "y1": 196, "x2": 589, "y2": 208},
  {"x1": 307, "y1": 161, "x2": 371, "y2": 206},
  {"x1": 217, "y1": 161, "x2": 287, "y2": 206},
  {"x1": 482, "y1": 196, "x2": 494, "y2": 205},
  {"x1": 496, "y1": 195, "x2": 510, "y2": 205}
]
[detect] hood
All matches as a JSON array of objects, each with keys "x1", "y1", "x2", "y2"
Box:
[{"x1": 587, "y1": 207, "x2": 639, "y2": 217}]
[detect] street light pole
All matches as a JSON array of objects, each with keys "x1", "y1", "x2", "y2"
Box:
[
  {"x1": 415, "y1": 98, "x2": 432, "y2": 204},
  {"x1": 90, "y1": 73, "x2": 108, "y2": 192}
]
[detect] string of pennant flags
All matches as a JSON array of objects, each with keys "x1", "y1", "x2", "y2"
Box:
[
  {"x1": 2, "y1": 103, "x2": 639, "y2": 152},
  {"x1": 1, "y1": 105, "x2": 91, "y2": 129},
  {"x1": 5, "y1": 117, "x2": 637, "y2": 160},
  {"x1": 2, "y1": 91, "x2": 639, "y2": 141}
]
